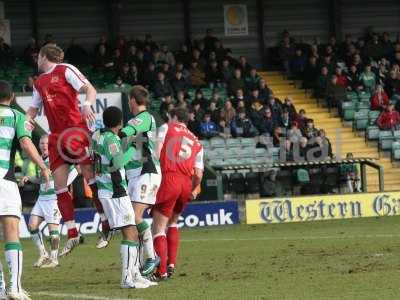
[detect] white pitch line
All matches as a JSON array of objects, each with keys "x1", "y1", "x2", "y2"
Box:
[
  {"x1": 180, "y1": 233, "x2": 400, "y2": 242},
  {"x1": 34, "y1": 292, "x2": 143, "y2": 300}
]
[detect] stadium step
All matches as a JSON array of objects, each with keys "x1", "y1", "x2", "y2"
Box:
[{"x1": 262, "y1": 71, "x2": 400, "y2": 192}]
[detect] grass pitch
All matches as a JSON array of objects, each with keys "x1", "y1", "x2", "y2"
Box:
[{"x1": 6, "y1": 216, "x2": 400, "y2": 300}]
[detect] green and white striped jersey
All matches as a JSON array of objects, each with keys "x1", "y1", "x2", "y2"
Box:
[
  {"x1": 38, "y1": 158, "x2": 78, "y2": 201},
  {"x1": 121, "y1": 110, "x2": 160, "y2": 179},
  {"x1": 0, "y1": 104, "x2": 32, "y2": 182},
  {"x1": 92, "y1": 129, "x2": 128, "y2": 199}
]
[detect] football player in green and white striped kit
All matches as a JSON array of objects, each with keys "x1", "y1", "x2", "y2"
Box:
[
  {"x1": 0, "y1": 81, "x2": 50, "y2": 300},
  {"x1": 92, "y1": 106, "x2": 156, "y2": 289},
  {"x1": 120, "y1": 85, "x2": 161, "y2": 277},
  {"x1": 19, "y1": 134, "x2": 78, "y2": 268}
]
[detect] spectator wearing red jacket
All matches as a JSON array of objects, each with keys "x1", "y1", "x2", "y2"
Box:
[
  {"x1": 371, "y1": 85, "x2": 389, "y2": 111},
  {"x1": 335, "y1": 67, "x2": 348, "y2": 87},
  {"x1": 377, "y1": 104, "x2": 400, "y2": 130}
]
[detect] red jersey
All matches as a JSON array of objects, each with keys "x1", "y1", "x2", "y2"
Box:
[
  {"x1": 32, "y1": 63, "x2": 88, "y2": 134},
  {"x1": 158, "y1": 122, "x2": 204, "y2": 177}
]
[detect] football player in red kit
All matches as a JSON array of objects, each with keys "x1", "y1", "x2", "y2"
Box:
[
  {"x1": 26, "y1": 44, "x2": 110, "y2": 256},
  {"x1": 152, "y1": 108, "x2": 204, "y2": 280}
]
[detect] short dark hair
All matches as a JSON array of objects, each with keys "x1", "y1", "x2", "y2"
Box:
[
  {"x1": 103, "y1": 106, "x2": 122, "y2": 128},
  {"x1": 172, "y1": 108, "x2": 189, "y2": 124},
  {"x1": 0, "y1": 80, "x2": 13, "y2": 102},
  {"x1": 129, "y1": 85, "x2": 150, "y2": 106}
]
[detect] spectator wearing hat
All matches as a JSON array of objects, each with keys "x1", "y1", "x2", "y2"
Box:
[
  {"x1": 371, "y1": 85, "x2": 389, "y2": 111},
  {"x1": 229, "y1": 69, "x2": 246, "y2": 96},
  {"x1": 200, "y1": 112, "x2": 219, "y2": 139},
  {"x1": 377, "y1": 104, "x2": 400, "y2": 130},
  {"x1": 230, "y1": 108, "x2": 257, "y2": 138}
]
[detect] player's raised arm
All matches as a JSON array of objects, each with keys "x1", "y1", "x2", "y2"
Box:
[{"x1": 191, "y1": 147, "x2": 204, "y2": 199}]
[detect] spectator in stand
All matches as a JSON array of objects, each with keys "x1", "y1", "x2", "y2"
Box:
[
  {"x1": 382, "y1": 32, "x2": 394, "y2": 59},
  {"x1": 229, "y1": 68, "x2": 246, "y2": 96},
  {"x1": 377, "y1": 104, "x2": 400, "y2": 130},
  {"x1": 200, "y1": 113, "x2": 218, "y2": 139},
  {"x1": 94, "y1": 34, "x2": 110, "y2": 56},
  {"x1": 153, "y1": 71, "x2": 174, "y2": 99},
  {"x1": 128, "y1": 63, "x2": 141, "y2": 86},
  {"x1": 309, "y1": 136, "x2": 332, "y2": 161},
  {"x1": 192, "y1": 48, "x2": 206, "y2": 69},
  {"x1": 366, "y1": 34, "x2": 384, "y2": 61},
  {"x1": 248, "y1": 99, "x2": 265, "y2": 133},
  {"x1": 111, "y1": 48, "x2": 125, "y2": 72},
  {"x1": 189, "y1": 60, "x2": 206, "y2": 87},
  {"x1": 176, "y1": 90, "x2": 189, "y2": 107},
  {"x1": 175, "y1": 44, "x2": 191, "y2": 67},
  {"x1": 220, "y1": 100, "x2": 236, "y2": 124},
  {"x1": 309, "y1": 44, "x2": 320, "y2": 60},
  {"x1": 119, "y1": 63, "x2": 132, "y2": 84},
  {"x1": 238, "y1": 56, "x2": 252, "y2": 76},
  {"x1": 359, "y1": 64, "x2": 377, "y2": 92},
  {"x1": 65, "y1": 38, "x2": 88, "y2": 66},
  {"x1": 93, "y1": 44, "x2": 112, "y2": 72},
  {"x1": 220, "y1": 58, "x2": 234, "y2": 85},
  {"x1": 248, "y1": 88, "x2": 260, "y2": 107},
  {"x1": 258, "y1": 79, "x2": 272, "y2": 103},
  {"x1": 159, "y1": 94, "x2": 175, "y2": 122},
  {"x1": 272, "y1": 127, "x2": 284, "y2": 146},
  {"x1": 335, "y1": 67, "x2": 348, "y2": 87},
  {"x1": 188, "y1": 109, "x2": 201, "y2": 137},
  {"x1": 267, "y1": 94, "x2": 283, "y2": 116},
  {"x1": 161, "y1": 63, "x2": 174, "y2": 81},
  {"x1": 208, "y1": 101, "x2": 220, "y2": 123},
  {"x1": 303, "y1": 56, "x2": 319, "y2": 90},
  {"x1": 352, "y1": 53, "x2": 364, "y2": 73},
  {"x1": 126, "y1": 44, "x2": 138, "y2": 65},
  {"x1": 22, "y1": 75, "x2": 35, "y2": 93},
  {"x1": 217, "y1": 118, "x2": 232, "y2": 139},
  {"x1": 214, "y1": 40, "x2": 227, "y2": 62},
  {"x1": 315, "y1": 66, "x2": 329, "y2": 99},
  {"x1": 171, "y1": 71, "x2": 188, "y2": 95},
  {"x1": 230, "y1": 108, "x2": 257, "y2": 138},
  {"x1": 23, "y1": 37, "x2": 39, "y2": 67},
  {"x1": 211, "y1": 90, "x2": 223, "y2": 108},
  {"x1": 260, "y1": 108, "x2": 278, "y2": 136},
  {"x1": 231, "y1": 88, "x2": 245, "y2": 108},
  {"x1": 205, "y1": 60, "x2": 222, "y2": 88},
  {"x1": 287, "y1": 121, "x2": 303, "y2": 143},
  {"x1": 282, "y1": 96, "x2": 297, "y2": 120},
  {"x1": 318, "y1": 129, "x2": 333, "y2": 158},
  {"x1": 326, "y1": 75, "x2": 347, "y2": 109},
  {"x1": 159, "y1": 44, "x2": 176, "y2": 66},
  {"x1": 384, "y1": 69, "x2": 400, "y2": 99},
  {"x1": 321, "y1": 55, "x2": 335, "y2": 75},
  {"x1": 290, "y1": 49, "x2": 307, "y2": 79},
  {"x1": 279, "y1": 35, "x2": 295, "y2": 76},
  {"x1": 295, "y1": 109, "x2": 309, "y2": 130},
  {"x1": 279, "y1": 109, "x2": 292, "y2": 130},
  {"x1": 142, "y1": 62, "x2": 157, "y2": 90},
  {"x1": 303, "y1": 119, "x2": 318, "y2": 139},
  {"x1": 371, "y1": 85, "x2": 389, "y2": 111},
  {"x1": 111, "y1": 76, "x2": 130, "y2": 90},
  {"x1": 144, "y1": 33, "x2": 158, "y2": 51},
  {"x1": 203, "y1": 29, "x2": 219, "y2": 54},
  {"x1": 193, "y1": 89, "x2": 209, "y2": 110},
  {"x1": 346, "y1": 64, "x2": 363, "y2": 91},
  {"x1": 245, "y1": 67, "x2": 261, "y2": 91},
  {"x1": 175, "y1": 62, "x2": 191, "y2": 83},
  {"x1": 192, "y1": 101, "x2": 205, "y2": 123}
]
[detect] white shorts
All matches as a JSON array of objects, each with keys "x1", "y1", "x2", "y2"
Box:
[
  {"x1": 0, "y1": 179, "x2": 22, "y2": 218},
  {"x1": 99, "y1": 196, "x2": 135, "y2": 229},
  {"x1": 31, "y1": 198, "x2": 61, "y2": 225},
  {"x1": 128, "y1": 172, "x2": 162, "y2": 206}
]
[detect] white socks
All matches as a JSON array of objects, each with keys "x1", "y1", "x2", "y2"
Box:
[{"x1": 5, "y1": 242, "x2": 23, "y2": 294}]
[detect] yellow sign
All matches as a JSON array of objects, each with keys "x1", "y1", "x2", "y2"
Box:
[{"x1": 246, "y1": 192, "x2": 400, "y2": 224}]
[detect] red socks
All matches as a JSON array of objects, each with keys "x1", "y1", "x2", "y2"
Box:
[
  {"x1": 57, "y1": 191, "x2": 78, "y2": 238},
  {"x1": 153, "y1": 234, "x2": 167, "y2": 276},
  {"x1": 89, "y1": 183, "x2": 110, "y2": 234},
  {"x1": 167, "y1": 226, "x2": 179, "y2": 266}
]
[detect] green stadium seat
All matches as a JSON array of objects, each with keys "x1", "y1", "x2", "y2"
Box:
[
  {"x1": 366, "y1": 126, "x2": 380, "y2": 140},
  {"x1": 392, "y1": 141, "x2": 400, "y2": 160},
  {"x1": 296, "y1": 169, "x2": 310, "y2": 183},
  {"x1": 210, "y1": 137, "x2": 226, "y2": 148},
  {"x1": 255, "y1": 148, "x2": 267, "y2": 157},
  {"x1": 226, "y1": 138, "x2": 241, "y2": 148},
  {"x1": 378, "y1": 131, "x2": 394, "y2": 151},
  {"x1": 200, "y1": 140, "x2": 210, "y2": 149},
  {"x1": 357, "y1": 102, "x2": 370, "y2": 111},
  {"x1": 342, "y1": 101, "x2": 356, "y2": 121},
  {"x1": 353, "y1": 111, "x2": 369, "y2": 131},
  {"x1": 368, "y1": 110, "x2": 380, "y2": 125},
  {"x1": 224, "y1": 148, "x2": 239, "y2": 159},
  {"x1": 238, "y1": 147, "x2": 254, "y2": 158},
  {"x1": 209, "y1": 158, "x2": 224, "y2": 167},
  {"x1": 240, "y1": 137, "x2": 256, "y2": 148},
  {"x1": 359, "y1": 92, "x2": 371, "y2": 102}
]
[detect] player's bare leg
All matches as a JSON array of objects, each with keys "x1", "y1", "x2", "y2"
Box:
[
  {"x1": 152, "y1": 209, "x2": 170, "y2": 279},
  {"x1": 54, "y1": 164, "x2": 81, "y2": 256},
  {"x1": 133, "y1": 202, "x2": 159, "y2": 276},
  {"x1": 80, "y1": 164, "x2": 111, "y2": 248},
  {"x1": 120, "y1": 226, "x2": 155, "y2": 289},
  {"x1": 166, "y1": 214, "x2": 181, "y2": 278},
  {"x1": 28, "y1": 215, "x2": 48, "y2": 267},
  {"x1": 2, "y1": 216, "x2": 31, "y2": 300},
  {"x1": 40, "y1": 223, "x2": 60, "y2": 268}
]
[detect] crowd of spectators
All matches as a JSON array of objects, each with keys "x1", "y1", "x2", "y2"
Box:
[{"x1": 280, "y1": 30, "x2": 400, "y2": 131}]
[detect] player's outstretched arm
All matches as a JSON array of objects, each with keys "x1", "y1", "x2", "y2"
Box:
[
  {"x1": 80, "y1": 82, "x2": 97, "y2": 124},
  {"x1": 105, "y1": 135, "x2": 136, "y2": 172},
  {"x1": 19, "y1": 137, "x2": 50, "y2": 188}
]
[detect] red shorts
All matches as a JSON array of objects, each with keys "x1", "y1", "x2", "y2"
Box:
[
  {"x1": 49, "y1": 127, "x2": 92, "y2": 172},
  {"x1": 153, "y1": 173, "x2": 192, "y2": 218}
]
